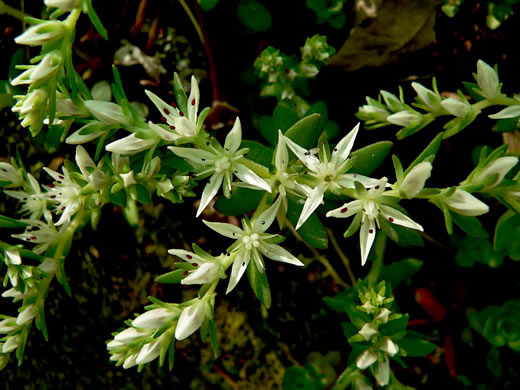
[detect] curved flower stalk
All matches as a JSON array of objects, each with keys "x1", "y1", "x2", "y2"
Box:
[
  {"x1": 203, "y1": 196, "x2": 303, "y2": 294},
  {"x1": 327, "y1": 178, "x2": 423, "y2": 265},
  {"x1": 169, "y1": 117, "x2": 271, "y2": 217},
  {"x1": 284, "y1": 123, "x2": 379, "y2": 229}
]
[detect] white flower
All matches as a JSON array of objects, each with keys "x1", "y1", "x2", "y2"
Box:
[
  {"x1": 2, "y1": 335, "x2": 21, "y2": 353},
  {"x1": 17, "y1": 304, "x2": 37, "y2": 325},
  {"x1": 84, "y1": 100, "x2": 131, "y2": 125},
  {"x1": 42, "y1": 167, "x2": 82, "y2": 225},
  {"x1": 44, "y1": 0, "x2": 82, "y2": 11},
  {"x1": 175, "y1": 298, "x2": 208, "y2": 340},
  {"x1": 399, "y1": 161, "x2": 432, "y2": 199},
  {"x1": 5, "y1": 173, "x2": 51, "y2": 222},
  {"x1": 442, "y1": 189, "x2": 489, "y2": 216},
  {"x1": 11, "y1": 50, "x2": 63, "y2": 86},
  {"x1": 168, "y1": 246, "x2": 223, "y2": 285},
  {"x1": 371, "y1": 356, "x2": 390, "y2": 386},
  {"x1": 474, "y1": 156, "x2": 518, "y2": 189},
  {"x1": 14, "y1": 21, "x2": 65, "y2": 46},
  {"x1": 114, "y1": 327, "x2": 145, "y2": 344},
  {"x1": 12, "y1": 219, "x2": 65, "y2": 255},
  {"x1": 327, "y1": 177, "x2": 423, "y2": 265},
  {"x1": 359, "y1": 323, "x2": 378, "y2": 341},
  {"x1": 132, "y1": 308, "x2": 177, "y2": 329},
  {"x1": 475, "y1": 60, "x2": 501, "y2": 101},
  {"x1": 145, "y1": 76, "x2": 202, "y2": 138},
  {"x1": 387, "y1": 110, "x2": 422, "y2": 127},
  {"x1": 169, "y1": 117, "x2": 271, "y2": 217},
  {"x1": 374, "y1": 308, "x2": 391, "y2": 323},
  {"x1": 0, "y1": 161, "x2": 24, "y2": 187},
  {"x1": 377, "y1": 337, "x2": 399, "y2": 356},
  {"x1": 75, "y1": 145, "x2": 108, "y2": 190},
  {"x1": 284, "y1": 123, "x2": 379, "y2": 229},
  {"x1": 136, "y1": 334, "x2": 167, "y2": 365},
  {"x1": 203, "y1": 196, "x2": 303, "y2": 294},
  {"x1": 120, "y1": 171, "x2": 137, "y2": 188},
  {"x1": 356, "y1": 349, "x2": 378, "y2": 370}
]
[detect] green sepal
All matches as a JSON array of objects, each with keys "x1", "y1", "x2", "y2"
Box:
[
  {"x1": 392, "y1": 155, "x2": 404, "y2": 183},
  {"x1": 451, "y1": 213, "x2": 489, "y2": 238},
  {"x1": 284, "y1": 113, "x2": 322, "y2": 149},
  {"x1": 287, "y1": 197, "x2": 328, "y2": 249},
  {"x1": 159, "y1": 333, "x2": 172, "y2": 368},
  {"x1": 381, "y1": 314, "x2": 409, "y2": 336},
  {"x1": 246, "y1": 259, "x2": 271, "y2": 309},
  {"x1": 341, "y1": 322, "x2": 358, "y2": 339},
  {"x1": 173, "y1": 73, "x2": 188, "y2": 114},
  {"x1": 168, "y1": 336, "x2": 175, "y2": 371},
  {"x1": 0, "y1": 216, "x2": 29, "y2": 229},
  {"x1": 209, "y1": 318, "x2": 219, "y2": 357},
  {"x1": 155, "y1": 269, "x2": 186, "y2": 284},
  {"x1": 154, "y1": 320, "x2": 174, "y2": 340},
  {"x1": 135, "y1": 184, "x2": 151, "y2": 204},
  {"x1": 214, "y1": 187, "x2": 263, "y2": 216},
  {"x1": 349, "y1": 141, "x2": 393, "y2": 176},
  {"x1": 85, "y1": 0, "x2": 108, "y2": 40},
  {"x1": 343, "y1": 212, "x2": 362, "y2": 238},
  {"x1": 317, "y1": 131, "x2": 331, "y2": 162},
  {"x1": 404, "y1": 132, "x2": 443, "y2": 176}
]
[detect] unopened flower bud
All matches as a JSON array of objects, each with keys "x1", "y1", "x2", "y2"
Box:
[
  {"x1": 400, "y1": 161, "x2": 432, "y2": 198},
  {"x1": 15, "y1": 21, "x2": 65, "y2": 46},
  {"x1": 443, "y1": 189, "x2": 489, "y2": 216}
]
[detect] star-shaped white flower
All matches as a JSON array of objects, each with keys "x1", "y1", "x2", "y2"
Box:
[
  {"x1": 327, "y1": 177, "x2": 423, "y2": 265},
  {"x1": 284, "y1": 123, "x2": 379, "y2": 229},
  {"x1": 5, "y1": 173, "x2": 52, "y2": 223},
  {"x1": 169, "y1": 117, "x2": 271, "y2": 217},
  {"x1": 42, "y1": 166, "x2": 82, "y2": 226},
  {"x1": 168, "y1": 245, "x2": 224, "y2": 285},
  {"x1": 203, "y1": 196, "x2": 303, "y2": 294},
  {"x1": 145, "y1": 75, "x2": 202, "y2": 138}
]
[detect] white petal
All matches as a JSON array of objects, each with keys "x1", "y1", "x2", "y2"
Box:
[
  {"x1": 168, "y1": 249, "x2": 207, "y2": 264},
  {"x1": 187, "y1": 76, "x2": 200, "y2": 123},
  {"x1": 476, "y1": 60, "x2": 499, "y2": 99},
  {"x1": 387, "y1": 111, "x2": 421, "y2": 126},
  {"x1": 149, "y1": 122, "x2": 182, "y2": 142},
  {"x1": 283, "y1": 136, "x2": 320, "y2": 172},
  {"x1": 331, "y1": 123, "x2": 359, "y2": 167},
  {"x1": 136, "y1": 338, "x2": 163, "y2": 365},
  {"x1": 443, "y1": 189, "x2": 489, "y2": 216},
  {"x1": 114, "y1": 327, "x2": 143, "y2": 343},
  {"x1": 233, "y1": 163, "x2": 271, "y2": 193},
  {"x1": 296, "y1": 183, "x2": 326, "y2": 229},
  {"x1": 258, "y1": 242, "x2": 303, "y2": 266},
  {"x1": 378, "y1": 337, "x2": 399, "y2": 356},
  {"x1": 360, "y1": 217, "x2": 376, "y2": 266},
  {"x1": 5, "y1": 249, "x2": 21, "y2": 265},
  {"x1": 132, "y1": 308, "x2": 172, "y2": 329},
  {"x1": 16, "y1": 304, "x2": 37, "y2": 325},
  {"x1": 203, "y1": 220, "x2": 244, "y2": 239},
  {"x1": 441, "y1": 98, "x2": 470, "y2": 117},
  {"x1": 175, "y1": 300, "x2": 206, "y2": 340},
  {"x1": 379, "y1": 205, "x2": 423, "y2": 231},
  {"x1": 84, "y1": 100, "x2": 130, "y2": 125},
  {"x1": 326, "y1": 200, "x2": 362, "y2": 218},
  {"x1": 197, "y1": 173, "x2": 224, "y2": 217},
  {"x1": 226, "y1": 250, "x2": 250, "y2": 294},
  {"x1": 167, "y1": 146, "x2": 214, "y2": 164},
  {"x1": 275, "y1": 130, "x2": 289, "y2": 172},
  {"x1": 488, "y1": 104, "x2": 520, "y2": 119},
  {"x1": 336, "y1": 173, "x2": 380, "y2": 189},
  {"x1": 400, "y1": 161, "x2": 432, "y2": 198},
  {"x1": 145, "y1": 90, "x2": 180, "y2": 123},
  {"x1": 253, "y1": 196, "x2": 282, "y2": 232},
  {"x1": 224, "y1": 117, "x2": 242, "y2": 154},
  {"x1": 105, "y1": 133, "x2": 157, "y2": 155},
  {"x1": 122, "y1": 353, "x2": 138, "y2": 369},
  {"x1": 372, "y1": 356, "x2": 390, "y2": 386},
  {"x1": 359, "y1": 323, "x2": 378, "y2": 341},
  {"x1": 182, "y1": 262, "x2": 220, "y2": 285},
  {"x1": 475, "y1": 156, "x2": 518, "y2": 188},
  {"x1": 356, "y1": 349, "x2": 377, "y2": 370}
]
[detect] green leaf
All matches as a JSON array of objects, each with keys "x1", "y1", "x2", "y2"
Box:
[
  {"x1": 494, "y1": 210, "x2": 520, "y2": 260},
  {"x1": 8, "y1": 48, "x2": 25, "y2": 82},
  {"x1": 155, "y1": 269, "x2": 185, "y2": 284},
  {"x1": 209, "y1": 318, "x2": 219, "y2": 357},
  {"x1": 452, "y1": 213, "x2": 489, "y2": 238},
  {"x1": 246, "y1": 262, "x2": 271, "y2": 308},
  {"x1": 381, "y1": 314, "x2": 409, "y2": 336},
  {"x1": 287, "y1": 198, "x2": 328, "y2": 249},
  {"x1": 399, "y1": 337, "x2": 437, "y2": 357},
  {"x1": 379, "y1": 258, "x2": 423, "y2": 288},
  {"x1": 107, "y1": 188, "x2": 126, "y2": 207},
  {"x1": 237, "y1": 0, "x2": 272, "y2": 32},
  {"x1": 241, "y1": 140, "x2": 273, "y2": 167},
  {"x1": 282, "y1": 364, "x2": 325, "y2": 390},
  {"x1": 379, "y1": 218, "x2": 424, "y2": 247},
  {"x1": 0, "y1": 215, "x2": 29, "y2": 229},
  {"x1": 273, "y1": 99, "x2": 299, "y2": 132},
  {"x1": 45, "y1": 125, "x2": 63, "y2": 153},
  {"x1": 349, "y1": 141, "x2": 393, "y2": 176},
  {"x1": 135, "y1": 184, "x2": 152, "y2": 204},
  {"x1": 323, "y1": 289, "x2": 355, "y2": 314},
  {"x1": 341, "y1": 322, "x2": 358, "y2": 339},
  {"x1": 85, "y1": 0, "x2": 108, "y2": 40},
  {"x1": 214, "y1": 187, "x2": 263, "y2": 216},
  {"x1": 284, "y1": 114, "x2": 322, "y2": 149}
]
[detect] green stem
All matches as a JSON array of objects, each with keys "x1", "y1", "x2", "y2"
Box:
[
  {"x1": 326, "y1": 227, "x2": 356, "y2": 286},
  {"x1": 366, "y1": 233, "x2": 386, "y2": 286},
  {"x1": 285, "y1": 218, "x2": 349, "y2": 288},
  {"x1": 178, "y1": 0, "x2": 204, "y2": 46},
  {"x1": 0, "y1": 0, "x2": 28, "y2": 22}
]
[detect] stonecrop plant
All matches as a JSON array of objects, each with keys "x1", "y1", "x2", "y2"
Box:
[{"x1": 1, "y1": 0, "x2": 520, "y2": 388}]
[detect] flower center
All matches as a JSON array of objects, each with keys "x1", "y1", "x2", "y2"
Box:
[
  {"x1": 242, "y1": 233, "x2": 260, "y2": 250},
  {"x1": 214, "y1": 156, "x2": 231, "y2": 173}
]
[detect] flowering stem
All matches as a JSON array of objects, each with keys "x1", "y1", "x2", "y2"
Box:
[
  {"x1": 326, "y1": 227, "x2": 356, "y2": 286},
  {"x1": 178, "y1": 0, "x2": 204, "y2": 46},
  {"x1": 285, "y1": 218, "x2": 349, "y2": 288},
  {"x1": 0, "y1": 0, "x2": 29, "y2": 22}
]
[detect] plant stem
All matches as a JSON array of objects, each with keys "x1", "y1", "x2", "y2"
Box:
[
  {"x1": 326, "y1": 227, "x2": 356, "y2": 286},
  {"x1": 285, "y1": 218, "x2": 349, "y2": 288},
  {"x1": 0, "y1": 0, "x2": 28, "y2": 22},
  {"x1": 178, "y1": 0, "x2": 204, "y2": 46}
]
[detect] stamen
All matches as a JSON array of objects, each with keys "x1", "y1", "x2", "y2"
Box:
[
  {"x1": 161, "y1": 116, "x2": 167, "y2": 122},
  {"x1": 163, "y1": 108, "x2": 170, "y2": 115},
  {"x1": 187, "y1": 254, "x2": 192, "y2": 259},
  {"x1": 375, "y1": 185, "x2": 380, "y2": 189}
]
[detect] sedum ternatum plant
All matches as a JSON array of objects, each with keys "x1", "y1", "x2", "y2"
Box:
[{"x1": 1, "y1": 0, "x2": 520, "y2": 388}]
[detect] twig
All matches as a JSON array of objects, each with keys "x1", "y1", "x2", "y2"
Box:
[
  {"x1": 0, "y1": 0, "x2": 28, "y2": 21},
  {"x1": 285, "y1": 218, "x2": 349, "y2": 289},
  {"x1": 326, "y1": 227, "x2": 357, "y2": 286},
  {"x1": 178, "y1": 0, "x2": 204, "y2": 45},
  {"x1": 213, "y1": 364, "x2": 241, "y2": 390}
]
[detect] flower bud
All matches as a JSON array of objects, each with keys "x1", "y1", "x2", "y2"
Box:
[
  {"x1": 44, "y1": 0, "x2": 82, "y2": 11},
  {"x1": 15, "y1": 21, "x2": 65, "y2": 46},
  {"x1": 105, "y1": 133, "x2": 157, "y2": 155},
  {"x1": 356, "y1": 349, "x2": 377, "y2": 370},
  {"x1": 474, "y1": 156, "x2": 518, "y2": 189},
  {"x1": 132, "y1": 308, "x2": 174, "y2": 329},
  {"x1": 2, "y1": 335, "x2": 21, "y2": 353},
  {"x1": 84, "y1": 101, "x2": 131, "y2": 125},
  {"x1": 412, "y1": 82, "x2": 442, "y2": 112},
  {"x1": 371, "y1": 356, "x2": 390, "y2": 386},
  {"x1": 175, "y1": 299, "x2": 207, "y2": 340},
  {"x1": 387, "y1": 110, "x2": 422, "y2": 127},
  {"x1": 475, "y1": 60, "x2": 501, "y2": 101},
  {"x1": 136, "y1": 335, "x2": 166, "y2": 365},
  {"x1": 443, "y1": 189, "x2": 489, "y2": 216},
  {"x1": 399, "y1": 161, "x2": 432, "y2": 198},
  {"x1": 441, "y1": 98, "x2": 470, "y2": 117},
  {"x1": 17, "y1": 304, "x2": 37, "y2": 325}
]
